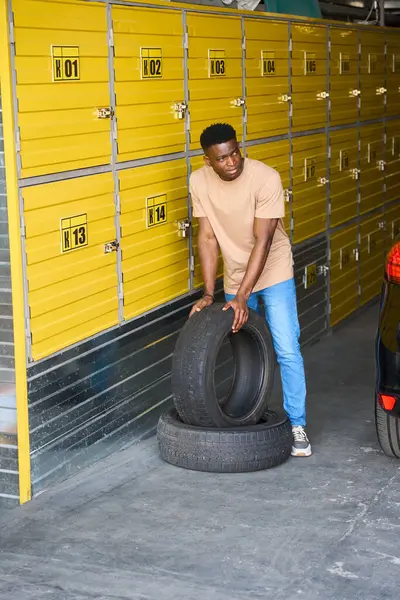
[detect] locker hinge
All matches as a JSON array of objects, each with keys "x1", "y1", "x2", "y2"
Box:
[
  {"x1": 358, "y1": 139, "x2": 361, "y2": 151},
  {"x1": 15, "y1": 129, "x2": 21, "y2": 152},
  {"x1": 9, "y1": 15, "x2": 15, "y2": 44},
  {"x1": 183, "y1": 32, "x2": 188, "y2": 50},
  {"x1": 190, "y1": 256, "x2": 195, "y2": 272},
  {"x1": 112, "y1": 120, "x2": 118, "y2": 141},
  {"x1": 290, "y1": 216, "x2": 294, "y2": 231},
  {"x1": 384, "y1": 133, "x2": 387, "y2": 144},
  {"x1": 104, "y1": 240, "x2": 119, "y2": 253},
  {"x1": 115, "y1": 193, "x2": 121, "y2": 213},
  {"x1": 328, "y1": 146, "x2": 331, "y2": 159},
  {"x1": 108, "y1": 28, "x2": 114, "y2": 47},
  {"x1": 358, "y1": 284, "x2": 361, "y2": 296},
  {"x1": 242, "y1": 34, "x2": 246, "y2": 50},
  {"x1": 25, "y1": 318, "x2": 31, "y2": 339},
  {"x1": 328, "y1": 40, "x2": 331, "y2": 52},
  {"x1": 289, "y1": 38, "x2": 292, "y2": 52},
  {"x1": 20, "y1": 224, "x2": 26, "y2": 237},
  {"x1": 328, "y1": 302, "x2": 332, "y2": 315},
  {"x1": 290, "y1": 154, "x2": 294, "y2": 168},
  {"x1": 328, "y1": 203, "x2": 331, "y2": 215},
  {"x1": 328, "y1": 248, "x2": 331, "y2": 261}
]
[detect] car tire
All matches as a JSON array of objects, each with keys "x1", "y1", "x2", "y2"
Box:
[
  {"x1": 172, "y1": 303, "x2": 275, "y2": 428},
  {"x1": 375, "y1": 394, "x2": 400, "y2": 458},
  {"x1": 157, "y1": 407, "x2": 292, "y2": 473}
]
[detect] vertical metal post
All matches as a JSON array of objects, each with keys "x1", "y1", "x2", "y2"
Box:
[
  {"x1": 379, "y1": 0, "x2": 385, "y2": 26},
  {"x1": 356, "y1": 28, "x2": 362, "y2": 307},
  {"x1": 326, "y1": 26, "x2": 332, "y2": 332},
  {"x1": 288, "y1": 21, "x2": 294, "y2": 246},
  {"x1": 241, "y1": 16, "x2": 247, "y2": 157}
]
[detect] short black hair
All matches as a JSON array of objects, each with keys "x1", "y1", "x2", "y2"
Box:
[{"x1": 200, "y1": 123, "x2": 237, "y2": 150}]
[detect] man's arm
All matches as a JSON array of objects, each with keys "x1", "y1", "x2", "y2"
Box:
[
  {"x1": 223, "y1": 217, "x2": 278, "y2": 332},
  {"x1": 189, "y1": 217, "x2": 219, "y2": 317}
]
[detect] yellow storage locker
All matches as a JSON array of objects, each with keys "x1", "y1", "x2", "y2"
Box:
[
  {"x1": 187, "y1": 13, "x2": 243, "y2": 150},
  {"x1": 291, "y1": 23, "x2": 328, "y2": 133},
  {"x1": 329, "y1": 128, "x2": 359, "y2": 227},
  {"x1": 330, "y1": 223, "x2": 359, "y2": 327},
  {"x1": 190, "y1": 156, "x2": 224, "y2": 289},
  {"x1": 359, "y1": 30, "x2": 386, "y2": 122},
  {"x1": 113, "y1": 6, "x2": 186, "y2": 162},
  {"x1": 386, "y1": 31, "x2": 400, "y2": 117},
  {"x1": 384, "y1": 202, "x2": 400, "y2": 251},
  {"x1": 119, "y1": 160, "x2": 190, "y2": 319},
  {"x1": 359, "y1": 211, "x2": 385, "y2": 306},
  {"x1": 292, "y1": 134, "x2": 327, "y2": 244},
  {"x1": 385, "y1": 119, "x2": 400, "y2": 205},
  {"x1": 246, "y1": 140, "x2": 291, "y2": 234},
  {"x1": 13, "y1": 0, "x2": 111, "y2": 178},
  {"x1": 359, "y1": 124, "x2": 385, "y2": 215},
  {"x1": 23, "y1": 173, "x2": 119, "y2": 360},
  {"x1": 329, "y1": 28, "x2": 359, "y2": 126},
  {"x1": 244, "y1": 19, "x2": 290, "y2": 140}
]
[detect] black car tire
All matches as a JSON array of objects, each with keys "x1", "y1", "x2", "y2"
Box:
[
  {"x1": 172, "y1": 303, "x2": 275, "y2": 428},
  {"x1": 375, "y1": 394, "x2": 400, "y2": 458},
  {"x1": 157, "y1": 407, "x2": 292, "y2": 473}
]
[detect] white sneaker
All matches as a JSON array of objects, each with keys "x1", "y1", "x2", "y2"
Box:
[{"x1": 291, "y1": 426, "x2": 312, "y2": 457}]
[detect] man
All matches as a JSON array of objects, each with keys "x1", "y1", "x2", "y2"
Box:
[{"x1": 189, "y1": 122, "x2": 311, "y2": 458}]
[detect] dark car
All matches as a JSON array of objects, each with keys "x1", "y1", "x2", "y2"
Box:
[{"x1": 375, "y1": 234, "x2": 400, "y2": 457}]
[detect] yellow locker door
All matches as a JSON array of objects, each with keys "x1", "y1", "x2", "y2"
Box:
[
  {"x1": 190, "y1": 156, "x2": 224, "y2": 289},
  {"x1": 244, "y1": 19, "x2": 290, "y2": 141},
  {"x1": 329, "y1": 28, "x2": 359, "y2": 126},
  {"x1": 360, "y1": 212, "x2": 385, "y2": 306},
  {"x1": 330, "y1": 224, "x2": 359, "y2": 327},
  {"x1": 330, "y1": 129, "x2": 359, "y2": 228},
  {"x1": 292, "y1": 134, "x2": 327, "y2": 244},
  {"x1": 386, "y1": 32, "x2": 400, "y2": 117},
  {"x1": 384, "y1": 203, "x2": 400, "y2": 252},
  {"x1": 113, "y1": 6, "x2": 185, "y2": 162},
  {"x1": 187, "y1": 14, "x2": 243, "y2": 150},
  {"x1": 23, "y1": 173, "x2": 119, "y2": 360},
  {"x1": 291, "y1": 23, "x2": 328, "y2": 133},
  {"x1": 246, "y1": 140, "x2": 291, "y2": 235},
  {"x1": 359, "y1": 30, "x2": 385, "y2": 122},
  {"x1": 386, "y1": 120, "x2": 400, "y2": 204},
  {"x1": 12, "y1": 0, "x2": 111, "y2": 178},
  {"x1": 120, "y1": 160, "x2": 190, "y2": 319},
  {"x1": 360, "y1": 124, "x2": 385, "y2": 215}
]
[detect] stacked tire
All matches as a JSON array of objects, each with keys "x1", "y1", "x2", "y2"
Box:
[{"x1": 157, "y1": 303, "x2": 293, "y2": 473}]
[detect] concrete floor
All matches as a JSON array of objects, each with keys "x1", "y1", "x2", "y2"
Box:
[{"x1": 1, "y1": 304, "x2": 399, "y2": 600}]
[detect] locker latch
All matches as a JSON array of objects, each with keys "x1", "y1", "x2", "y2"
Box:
[
  {"x1": 233, "y1": 98, "x2": 245, "y2": 107},
  {"x1": 97, "y1": 107, "x2": 114, "y2": 119},
  {"x1": 353, "y1": 248, "x2": 360, "y2": 262},
  {"x1": 376, "y1": 87, "x2": 387, "y2": 95},
  {"x1": 318, "y1": 177, "x2": 329, "y2": 185},
  {"x1": 351, "y1": 168, "x2": 361, "y2": 180},
  {"x1": 350, "y1": 89, "x2": 361, "y2": 97},
  {"x1": 178, "y1": 219, "x2": 190, "y2": 238},
  {"x1": 378, "y1": 160, "x2": 386, "y2": 171},
  {"x1": 317, "y1": 91, "x2": 330, "y2": 99},
  {"x1": 173, "y1": 102, "x2": 188, "y2": 119},
  {"x1": 284, "y1": 189, "x2": 292, "y2": 203},
  {"x1": 279, "y1": 94, "x2": 292, "y2": 102},
  {"x1": 378, "y1": 220, "x2": 386, "y2": 230},
  {"x1": 318, "y1": 265, "x2": 329, "y2": 277},
  {"x1": 104, "y1": 240, "x2": 119, "y2": 253}
]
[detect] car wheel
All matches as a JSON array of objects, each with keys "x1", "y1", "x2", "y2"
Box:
[
  {"x1": 172, "y1": 303, "x2": 275, "y2": 428},
  {"x1": 157, "y1": 407, "x2": 292, "y2": 473},
  {"x1": 375, "y1": 393, "x2": 400, "y2": 458}
]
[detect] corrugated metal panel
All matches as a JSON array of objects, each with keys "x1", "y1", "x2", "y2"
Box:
[
  {"x1": 27, "y1": 294, "x2": 196, "y2": 494},
  {"x1": 0, "y1": 93, "x2": 19, "y2": 507}
]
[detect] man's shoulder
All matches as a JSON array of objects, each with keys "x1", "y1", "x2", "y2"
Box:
[
  {"x1": 189, "y1": 165, "x2": 208, "y2": 187},
  {"x1": 247, "y1": 158, "x2": 281, "y2": 182}
]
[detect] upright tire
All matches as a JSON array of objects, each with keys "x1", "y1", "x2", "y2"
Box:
[
  {"x1": 157, "y1": 407, "x2": 292, "y2": 473},
  {"x1": 172, "y1": 303, "x2": 275, "y2": 428},
  {"x1": 375, "y1": 394, "x2": 400, "y2": 458}
]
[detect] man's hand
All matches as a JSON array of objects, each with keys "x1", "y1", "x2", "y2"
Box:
[
  {"x1": 222, "y1": 294, "x2": 248, "y2": 333},
  {"x1": 189, "y1": 295, "x2": 214, "y2": 318}
]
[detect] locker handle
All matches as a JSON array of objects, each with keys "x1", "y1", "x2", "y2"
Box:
[
  {"x1": 350, "y1": 89, "x2": 361, "y2": 97},
  {"x1": 279, "y1": 94, "x2": 292, "y2": 102},
  {"x1": 173, "y1": 102, "x2": 187, "y2": 119},
  {"x1": 317, "y1": 91, "x2": 330, "y2": 99},
  {"x1": 177, "y1": 218, "x2": 190, "y2": 238},
  {"x1": 351, "y1": 168, "x2": 360, "y2": 180},
  {"x1": 376, "y1": 87, "x2": 387, "y2": 95},
  {"x1": 378, "y1": 160, "x2": 386, "y2": 171},
  {"x1": 233, "y1": 98, "x2": 245, "y2": 107},
  {"x1": 284, "y1": 189, "x2": 292, "y2": 203},
  {"x1": 318, "y1": 177, "x2": 329, "y2": 185}
]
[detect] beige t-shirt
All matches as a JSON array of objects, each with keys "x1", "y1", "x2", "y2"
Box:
[{"x1": 190, "y1": 158, "x2": 294, "y2": 295}]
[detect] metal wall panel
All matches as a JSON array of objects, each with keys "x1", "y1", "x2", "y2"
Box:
[
  {"x1": 244, "y1": 19, "x2": 290, "y2": 140},
  {"x1": 13, "y1": 0, "x2": 111, "y2": 178},
  {"x1": 385, "y1": 119, "x2": 400, "y2": 204},
  {"x1": 329, "y1": 27, "x2": 359, "y2": 126},
  {"x1": 359, "y1": 210, "x2": 385, "y2": 306},
  {"x1": 330, "y1": 223, "x2": 359, "y2": 327},
  {"x1": 0, "y1": 93, "x2": 19, "y2": 506},
  {"x1": 330, "y1": 128, "x2": 359, "y2": 227},
  {"x1": 27, "y1": 294, "x2": 193, "y2": 495},
  {"x1": 384, "y1": 201, "x2": 400, "y2": 252},
  {"x1": 113, "y1": 6, "x2": 186, "y2": 162},
  {"x1": 292, "y1": 133, "x2": 327, "y2": 243},
  {"x1": 291, "y1": 23, "x2": 328, "y2": 132},
  {"x1": 293, "y1": 235, "x2": 329, "y2": 346},
  {"x1": 385, "y1": 31, "x2": 400, "y2": 117},
  {"x1": 186, "y1": 13, "x2": 243, "y2": 150},
  {"x1": 359, "y1": 124, "x2": 385, "y2": 215},
  {"x1": 359, "y1": 30, "x2": 386, "y2": 122},
  {"x1": 23, "y1": 172, "x2": 119, "y2": 360},
  {"x1": 119, "y1": 159, "x2": 190, "y2": 319}
]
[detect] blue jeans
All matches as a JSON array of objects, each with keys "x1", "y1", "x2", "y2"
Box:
[{"x1": 225, "y1": 278, "x2": 306, "y2": 427}]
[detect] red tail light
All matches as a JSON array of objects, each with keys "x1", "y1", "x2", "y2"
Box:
[
  {"x1": 386, "y1": 242, "x2": 400, "y2": 284},
  {"x1": 378, "y1": 393, "x2": 397, "y2": 410}
]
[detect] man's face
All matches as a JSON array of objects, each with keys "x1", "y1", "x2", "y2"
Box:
[{"x1": 204, "y1": 139, "x2": 244, "y2": 182}]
